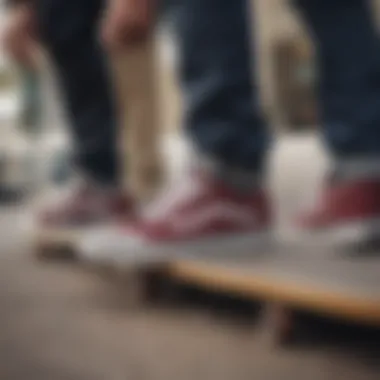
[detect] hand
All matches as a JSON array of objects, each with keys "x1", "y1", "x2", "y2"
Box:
[
  {"x1": 2, "y1": 4, "x2": 38, "y2": 67},
  {"x1": 101, "y1": 0, "x2": 156, "y2": 51}
]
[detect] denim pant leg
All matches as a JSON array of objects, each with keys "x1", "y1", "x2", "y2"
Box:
[
  {"x1": 35, "y1": 0, "x2": 120, "y2": 184},
  {"x1": 295, "y1": 0, "x2": 380, "y2": 159},
  {"x1": 174, "y1": 0, "x2": 269, "y2": 173}
]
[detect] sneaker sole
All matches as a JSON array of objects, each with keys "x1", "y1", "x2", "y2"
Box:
[
  {"x1": 288, "y1": 218, "x2": 380, "y2": 251},
  {"x1": 78, "y1": 230, "x2": 274, "y2": 269}
]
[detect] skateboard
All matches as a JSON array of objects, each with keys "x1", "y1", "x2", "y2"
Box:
[
  {"x1": 161, "y1": 242, "x2": 380, "y2": 343},
  {"x1": 77, "y1": 238, "x2": 380, "y2": 344},
  {"x1": 35, "y1": 37, "x2": 162, "y2": 261}
]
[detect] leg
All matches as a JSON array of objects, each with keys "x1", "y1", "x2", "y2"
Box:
[
  {"x1": 78, "y1": 0, "x2": 273, "y2": 265},
  {"x1": 35, "y1": 0, "x2": 119, "y2": 184},
  {"x1": 177, "y1": 0, "x2": 269, "y2": 175},
  {"x1": 295, "y1": 0, "x2": 380, "y2": 160},
  {"x1": 33, "y1": 0, "x2": 133, "y2": 259},
  {"x1": 295, "y1": 0, "x2": 380, "y2": 244}
]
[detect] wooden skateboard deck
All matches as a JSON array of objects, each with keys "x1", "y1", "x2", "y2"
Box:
[{"x1": 163, "y1": 243, "x2": 380, "y2": 341}]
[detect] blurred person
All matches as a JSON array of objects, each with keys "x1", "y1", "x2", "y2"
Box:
[
  {"x1": 3, "y1": 0, "x2": 136, "y2": 229},
  {"x1": 79, "y1": 0, "x2": 380, "y2": 261},
  {"x1": 2, "y1": 2, "x2": 41, "y2": 132}
]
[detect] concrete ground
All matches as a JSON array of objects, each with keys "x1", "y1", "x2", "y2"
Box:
[{"x1": 0, "y1": 135, "x2": 379, "y2": 380}]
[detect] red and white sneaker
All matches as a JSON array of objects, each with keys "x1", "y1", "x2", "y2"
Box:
[
  {"x1": 34, "y1": 179, "x2": 134, "y2": 248},
  {"x1": 297, "y1": 177, "x2": 380, "y2": 245},
  {"x1": 78, "y1": 170, "x2": 272, "y2": 265}
]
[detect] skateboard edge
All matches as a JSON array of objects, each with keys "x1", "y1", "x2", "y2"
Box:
[{"x1": 167, "y1": 260, "x2": 380, "y2": 327}]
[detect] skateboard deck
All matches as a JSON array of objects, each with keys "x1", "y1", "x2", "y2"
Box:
[{"x1": 164, "y1": 243, "x2": 380, "y2": 340}]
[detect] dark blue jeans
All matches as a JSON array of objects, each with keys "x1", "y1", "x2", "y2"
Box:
[
  {"x1": 175, "y1": 0, "x2": 380, "y2": 171},
  {"x1": 35, "y1": 0, "x2": 119, "y2": 184}
]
